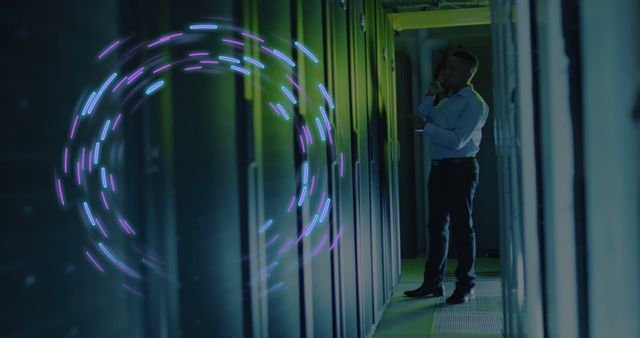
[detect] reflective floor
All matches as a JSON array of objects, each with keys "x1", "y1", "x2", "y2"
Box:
[{"x1": 374, "y1": 257, "x2": 502, "y2": 338}]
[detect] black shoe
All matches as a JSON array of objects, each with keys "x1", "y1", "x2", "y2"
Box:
[
  {"x1": 404, "y1": 284, "x2": 444, "y2": 298},
  {"x1": 445, "y1": 288, "x2": 475, "y2": 304}
]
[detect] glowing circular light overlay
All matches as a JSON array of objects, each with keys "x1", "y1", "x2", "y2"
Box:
[{"x1": 53, "y1": 20, "x2": 344, "y2": 298}]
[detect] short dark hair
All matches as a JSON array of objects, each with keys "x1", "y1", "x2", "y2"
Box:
[{"x1": 451, "y1": 49, "x2": 479, "y2": 79}]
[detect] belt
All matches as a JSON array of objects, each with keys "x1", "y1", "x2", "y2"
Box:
[{"x1": 432, "y1": 156, "x2": 476, "y2": 166}]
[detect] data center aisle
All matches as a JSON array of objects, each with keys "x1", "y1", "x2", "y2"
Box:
[{"x1": 373, "y1": 257, "x2": 503, "y2": 338}]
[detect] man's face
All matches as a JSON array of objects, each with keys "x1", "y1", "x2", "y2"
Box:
[{"x1": 440, "y1": 56, "x2": 471, "y2": 90}]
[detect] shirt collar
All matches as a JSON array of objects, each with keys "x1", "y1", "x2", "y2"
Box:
[{"x1": 448, "y1": 84, "x2": 473, "y2": 98}]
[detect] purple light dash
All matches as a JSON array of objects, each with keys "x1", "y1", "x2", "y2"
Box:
[
  {"x1": 85, "y1": 251, "x2": 105, "y2": 272},
  {"x1": 112, "y1": 113, "x2": 122, "y2": 131},
  {"x1": 56, "y1": 178, "x2": 65, "y2": 206},
  {"x1": 189, "y1": 52, "x2": 209, "y2": 57},
  {"x1": 100, "y1": 190, "x2": 110, "y2": 210},
  {"x1": 230, "y1": 65, "x2": 250, "y2": 75},
  {"x1": 200, "y1": 60, "x2": 219, "y2": 64},
  {"x1": 265, "y1": 234, "x2": 280, "y2": 248},
  {"x1": 83, "y1": 202, "x2": 96, "y2": 226},
  {"x1": 320, "y1": 198, "x2": 331, "y2": 222},
  {"x1": 275, "y1": 104, "x2": 290, "y2": 120},
  {"x1": 81, "y1": 147, "x2": 86, "y2": 170},
  {"x1": 184, "y1": 66, "x2": 203, "y2": 71},
  {"x1": 81, "y1": 92, "x2": 96, "y2": 116},
  {"x1": 340, "y1": 152, "x2": 344, "y2": 177},
  {"x1": 259, "y1": 219, "x2": 274, "y2": 233},
  {"x1": 319, "y1": 106, "x2": 331, "y2": 131},
  {"x1": 317, "y1": 192, "x2": 326, "y2": 213},
  {"x1": 327, "y1": 128, "x2": 334, "y2": 144},
  {"x1": 272, "y1": 50, "x2": 296, "y2": 67},
  {"x1": 222, "y1": 38, "x2": 245, "y2": 46},
  {"x1": 126, "y1": 67, "x2": 144, "y2": 84},
  {"x1": 241, "y1": 32, "x2": 265, "y2": 42},
  {"x1": 318, "y1": 84, "x2": 335, "y2": 109},
  {"x1": 88, "y1": 150, "x2": 93, "y2": 172},
  {"x1": 285, "y1": 75, "x2": 301, "y2": 92},
  {"x1": 147, "y1": 33, "x2": 183, "y2": 48},
  {"x1": 312, "y1": 235, "x2": 329, "y2": 256},
  {"x1": 287, "y1": 195, "x2": 296, "y2": 213},
  {"x1": 297, "y1": 186, "x2": 307, "y2": 206},
  {"x1": 329, "y1": 227, "x2": 344, "y2": 251},
  {"x1": 304, "y1": 125, "x2": 313, "y2": 144},
  {"x1": 123, "y1": 284, "x2": 145, "y2": 298},
  {"x1": 76, "y1": 162, "x2": 81, "y2": 185},
  {"x1": 268, "y1": 102, "x2": 280, "y2": 116},
  {"x1": 152, "y1": 63, "x2": 172, "y2": 74},
  {"x1": 298, "y1": 134, "x2": 306, "y2": 153},
  {"x1": 69, "y1": 115, "x2": 79, "y2": 139},
  {"x1": 309, "y1": 176, "x2": 316, "y2": 196},
  {"x1": 315, "y1": 118, "x2": 326, "y2": 142},
  {"x1": 278, "y1": 238, "x2": 294, "y2": 255},
  {"x1": 304, "y1": 214, "x2": 320, "y2": 237},
  {"x1": 294, "y1": 41, "x2": 319, "y2": 63},
  {"x1": 260, "y1": 46, "x2": 274, "y2": 55},
  {"x1": 112, "y1": 76, "x2": 128, "y2": 93},
  {"x1": 97, "y1": 40, "x2": 121, "y2": 60},
  {"x1": 110, "y1": 174, "x2": 116, "y2": 192},
  {"x1": 63, "y1": 147, "x2": 69, "y2": 173},
  {"x1": 95, "y1": 218, "x2": 109, "y2": 238}
]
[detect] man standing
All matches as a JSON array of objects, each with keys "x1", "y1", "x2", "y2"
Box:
[{"x1": 404, "y1": 50, "x2": 489, "y2": 304}]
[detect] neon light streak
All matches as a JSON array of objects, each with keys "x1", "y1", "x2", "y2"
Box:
[
  {"x1": 260, "y1": 46, "x2": 274, "y2": 55},
  {"x1": 287, "y1": 196, "x2": 296, "y2": 213},
  {"x1": 56, "y1": 178, "x2": 65, "y2": 206},
  {"x1": 200, "y1": 60, "x2": 219, "y2": 64},
  {"x1": 189, "y1": 24, "x2": 218, "y2": 30},
  {"x1": 315, "y1": 118, "x2": 326, "y2": 142},
  {"x1": 99, "y1": 120, "x2": 111, "y2": 141},
  {"x1": 230, "y1": 65, "x2": 250, "y2": 75},
  {"x1": 285, "y1": 74, "x2": 301, "y2": 92},
  {"x1": 63, "y1": 147, "x2": 68, "y2": 173},
  {"x1": 312, "y1": 235, "x2": 329, "y2": 256},
  {"x1": 304, "y1": 125, "x2": 313, "y2": 144},
  {"x1": 110, "y1": 174, "x2": 116, "y2": 192},
  {"x1": 112, "y1": 113, "x2": 122, "y2": 131},
  {"x1": 147, "y1": 33, "x2": 183, "y2": 47},
  {"x1": 297, "y1": 186, "x2": 307, "y2": 206},
  {"x1": 259, "y1": 219, "x2": 274, "y2": 233},
  {"x1": 281, "y1": 86, "x2": 297, "y2": 104},
  {"x1": 264, "y1": 281, "x2": 284, "y2": 295},
  {"x1": 189, "y1": 52, "x2": 209, "y2": 57},
  {"x1": 126, "y1": 67, "x2": 144, "y2": 84},
  {"x1": 304, "y1": 214, "x2": 320, "y2": 237},
  {"x1": 276, "y1": 104, "x2": 290, "y2": 120},
  {"x1": 98, "y1": 242, "x2": 141, "y2": 278},
  {"x1": 318, "y1": 84, "x2": 335, "y2": 109},
  {"x1": 319, "y1": 106, "x2": 331, "y2": 131},
  {"x1": 112, "y1": 76, "x2": 127, "y2": 93},
  {"x1": 81, "y1": 92, "x2": 96, "y2": 116},
  {"x1": 153, "y1": 63, "x2": 172, "y2": 73},
  {"x1": 101, "y1": 167, "x2": 108, "y2": 188},
  {"x1": 329, "y1": 227, "x2": 344, "y2": 251},
  {"x1": 272, "y1": 50, "x2": 296, "y2": 67},
  {"x1": 100, "y1": 190, "x2": 110, "y2": 210},
  {"x1": 69, "y1": 115, "x2": 79, "y2": 139},
  {"x1": 88, "y1": 150, "x2": 92, "y2": 172},
  {"x1": 98, "y1": 40, "x2": 121, "y2": 59},
  {"x1": 83, "y1": 202, "x2": 96, "y2": 226},
  {"x1": 184, "y1": 66, "x2": 202, "y2": 71},
  {"x1": 309, "y1": 176, "x2": 315, "y2": 196},
  {"x1": 222, "y1": 38, "x2": 244, "y2": 46},
  {"x1": 299, "y1": 134, "x2": 306, "y2": 153},
  {"x1": 145, "y1": 80, "x2": 165, "y2": 95},
  {"x1": 320, "y1": 198, "x2": 331, "y2": 222},
  {"x1": 219, "y1": 56, "x2": 240, "y2": 64},
  {"x1": 340, "y1": 152, "x2": 344, "y2": 177},
  {"x1": 278, "y1": 238, "x2": 294, "y2": 255},
  {"x1": 294, "y1": 41, "x2": 319, "y2": 63},
  {"x1": 76, "y1": 162, "x2": 81, "y2": 185},
  {"x1": 95, "y1": 218, "x2": 108, "y2": 238},
  {"x1": 317, "y1": 192, "x2": 327, "y2": 213},
  {"x1": 123, "y1": 284, "x2": 145, "y2": 297},
  {"x1": 241, "y1": 32, "x2": 265, "y2": 42},
  {"x1": 93, "y1": 142, "x2": 100, "y2": 165},
  {"x1": 81, "y1": 147, "x2": 86, "y2": 170},
  {"x1": 243, "y1": 56, "x2": 265, "y2": 68},
  {"x1": 327, "y1": 128, "x2": 334, "y2": 144},
  {"x1": 269, "y1": 102, "x2": 280, "y2": 116},
  {"x1": 302, "y1": 162, "x2": 309, "y2": 184},
  {"x1": 85, "y1": 251, "x2": 104, "y2": 272},
  {"x1": 266, "y1": 234, "x2": 280, "y2": 247},
  {"x1": 118, "y1": 218, "x2": 136, "y2": 235}
]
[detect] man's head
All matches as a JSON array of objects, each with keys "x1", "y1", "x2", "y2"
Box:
[{"x1": 440, "y1": 49, "x2": 479, "y2": 92}]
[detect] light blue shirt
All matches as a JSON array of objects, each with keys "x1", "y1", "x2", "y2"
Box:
[{"x1": 417, "y1": 85, "x2": 489, "y2": 160}]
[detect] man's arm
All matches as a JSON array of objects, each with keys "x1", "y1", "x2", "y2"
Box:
[{"x1": 424, "y1": 99, "x2": 487, "y2": 150}]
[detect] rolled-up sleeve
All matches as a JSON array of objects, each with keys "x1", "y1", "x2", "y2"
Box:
[
  {"x1": 424, "y1": 99, "x2": 487, "y2": 150},
  {"x1": 417, "y1": 95, "x2": 435, "y2": 119}
]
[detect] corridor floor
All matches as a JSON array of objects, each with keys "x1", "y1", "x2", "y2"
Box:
[{"x1": 373, "y1": 256, "x2": 503, "y2": 338}]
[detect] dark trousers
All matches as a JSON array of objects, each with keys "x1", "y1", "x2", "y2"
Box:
[{"x1": 423, "y1": 158, "x2": 479, "y2": 290}]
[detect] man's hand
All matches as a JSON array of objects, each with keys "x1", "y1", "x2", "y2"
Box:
[
  {"x1": 427, "y1": 80, "x2": 444, "y2": 97},
  {"x1": 407, "y1": 115, "x2": 426, "y2": 130}
]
